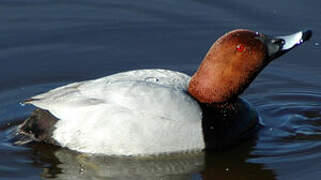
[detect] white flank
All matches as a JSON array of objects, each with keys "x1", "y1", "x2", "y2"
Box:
[{"x1": 26, "y1": 69, "x2": 205, "y2": 155}]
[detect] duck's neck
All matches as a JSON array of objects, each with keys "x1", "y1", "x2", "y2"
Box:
[
  {"x1": 188, "y1": 53, "x2": 260, "y2": 104},
  {"x1": 188, "y1": 58, "x2": 242, "y2": 104}
]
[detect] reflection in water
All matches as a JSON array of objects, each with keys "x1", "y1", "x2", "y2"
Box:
[
  {"x1": 22, "y1": 138, "x2": 277, "y2": 180},
  {"x1": 202, "y1": 141, "x2": 276, "y2": 180},
  {"x1": 27, "y1": 144, "x2": 205, "y2": 180}
]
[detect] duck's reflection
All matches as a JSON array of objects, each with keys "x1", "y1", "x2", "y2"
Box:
[
  {"x1": 30, "y1": 143, "x2": 204, "y2": 180},
  {"x1": 27, "y1": 138, "x2": 276, "y2": 180},
  {"x1": 202, "y1": 140, "x2": 277, "y2": 180}
]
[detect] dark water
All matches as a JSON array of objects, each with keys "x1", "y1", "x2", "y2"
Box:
[{"x1": 0, "y1": 0, "x2": 320, "y2": 179}]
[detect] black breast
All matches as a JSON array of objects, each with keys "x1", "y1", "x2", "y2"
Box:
[{"x1": 201, "y1": 97, "x2": 260, "y2": 150}]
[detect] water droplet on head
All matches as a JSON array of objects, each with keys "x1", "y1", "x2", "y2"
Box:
[{"x1": 255, "y1": 32, "x2": 259, "y2": 36}]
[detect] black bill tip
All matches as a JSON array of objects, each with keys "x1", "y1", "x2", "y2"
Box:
[{"x1": 302, "y1": 30, "x2": 312, "y2": 42}]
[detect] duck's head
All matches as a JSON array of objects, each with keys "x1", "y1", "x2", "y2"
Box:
[{"x1": 188, "y1": 29, "x2": 312, "y2": 104}]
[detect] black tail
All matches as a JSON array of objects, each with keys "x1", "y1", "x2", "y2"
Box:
[{"x1": 16, "y1": 109, "x2": 59, "y2": 145}]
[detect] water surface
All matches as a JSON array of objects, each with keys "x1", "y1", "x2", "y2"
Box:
[{"x1": 0, "y1": 0, "x2": 320, "y2": 179}]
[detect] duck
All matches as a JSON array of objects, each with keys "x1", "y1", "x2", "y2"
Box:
[{"x1": 16, "y1": 29, "x2": 312, "y2": 156}]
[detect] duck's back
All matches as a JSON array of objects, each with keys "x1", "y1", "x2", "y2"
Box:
[{"x1": 24, "y1": 69, "x2": 205, "y2": 155}]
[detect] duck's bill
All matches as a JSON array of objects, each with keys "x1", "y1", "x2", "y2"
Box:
[
  {"x1": 277, "y1": 30, "x2": 312, "y2": 50},
  {"x1": 263, "y1": 30, "x2": 312, "y2": 60}
]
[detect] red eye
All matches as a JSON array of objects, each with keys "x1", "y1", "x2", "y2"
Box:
[{"x1": 236, "y1": 44, "x2": 245, "y2": 52}]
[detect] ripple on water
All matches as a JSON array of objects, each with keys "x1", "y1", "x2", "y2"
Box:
[{"x1": 248, "y1": 89, "x2": 321, "y2": 179}]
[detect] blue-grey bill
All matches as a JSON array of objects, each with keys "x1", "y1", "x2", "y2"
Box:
[{"x1": 277, "y1": 30, "x2": 312, "y2": 50}]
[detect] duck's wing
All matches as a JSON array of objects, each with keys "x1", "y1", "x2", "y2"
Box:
[
  {"x1": 24, "y1": 69, "x2": 194, "y2": 117},
  {"x1": 23, "y1": 69, "x2": 204, "y2": 155},
  {"x1": 25, "y1": 69, "x2": 188, "y2": 105}
]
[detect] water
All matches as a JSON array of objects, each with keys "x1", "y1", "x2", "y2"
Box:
[{"x1": 0, "y1": 0, "x2": 320, "y2": 179}]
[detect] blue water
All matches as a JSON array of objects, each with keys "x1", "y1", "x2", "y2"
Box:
[{"x1": 0, "y1": 0, "x2": 320, "y2": 179}]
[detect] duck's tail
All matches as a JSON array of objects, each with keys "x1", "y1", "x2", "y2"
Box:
[{"x1": 15, "y1": 109, "x2": 59, "y2": 145}]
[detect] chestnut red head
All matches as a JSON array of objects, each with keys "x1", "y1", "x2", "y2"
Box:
[{"x1": 188, "y1": 29, "x2": 312, "y2": 104}]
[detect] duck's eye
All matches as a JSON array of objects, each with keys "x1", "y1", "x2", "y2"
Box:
[{"x1": 236, "y1": 44, "x2": 245, "y2": 53}]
